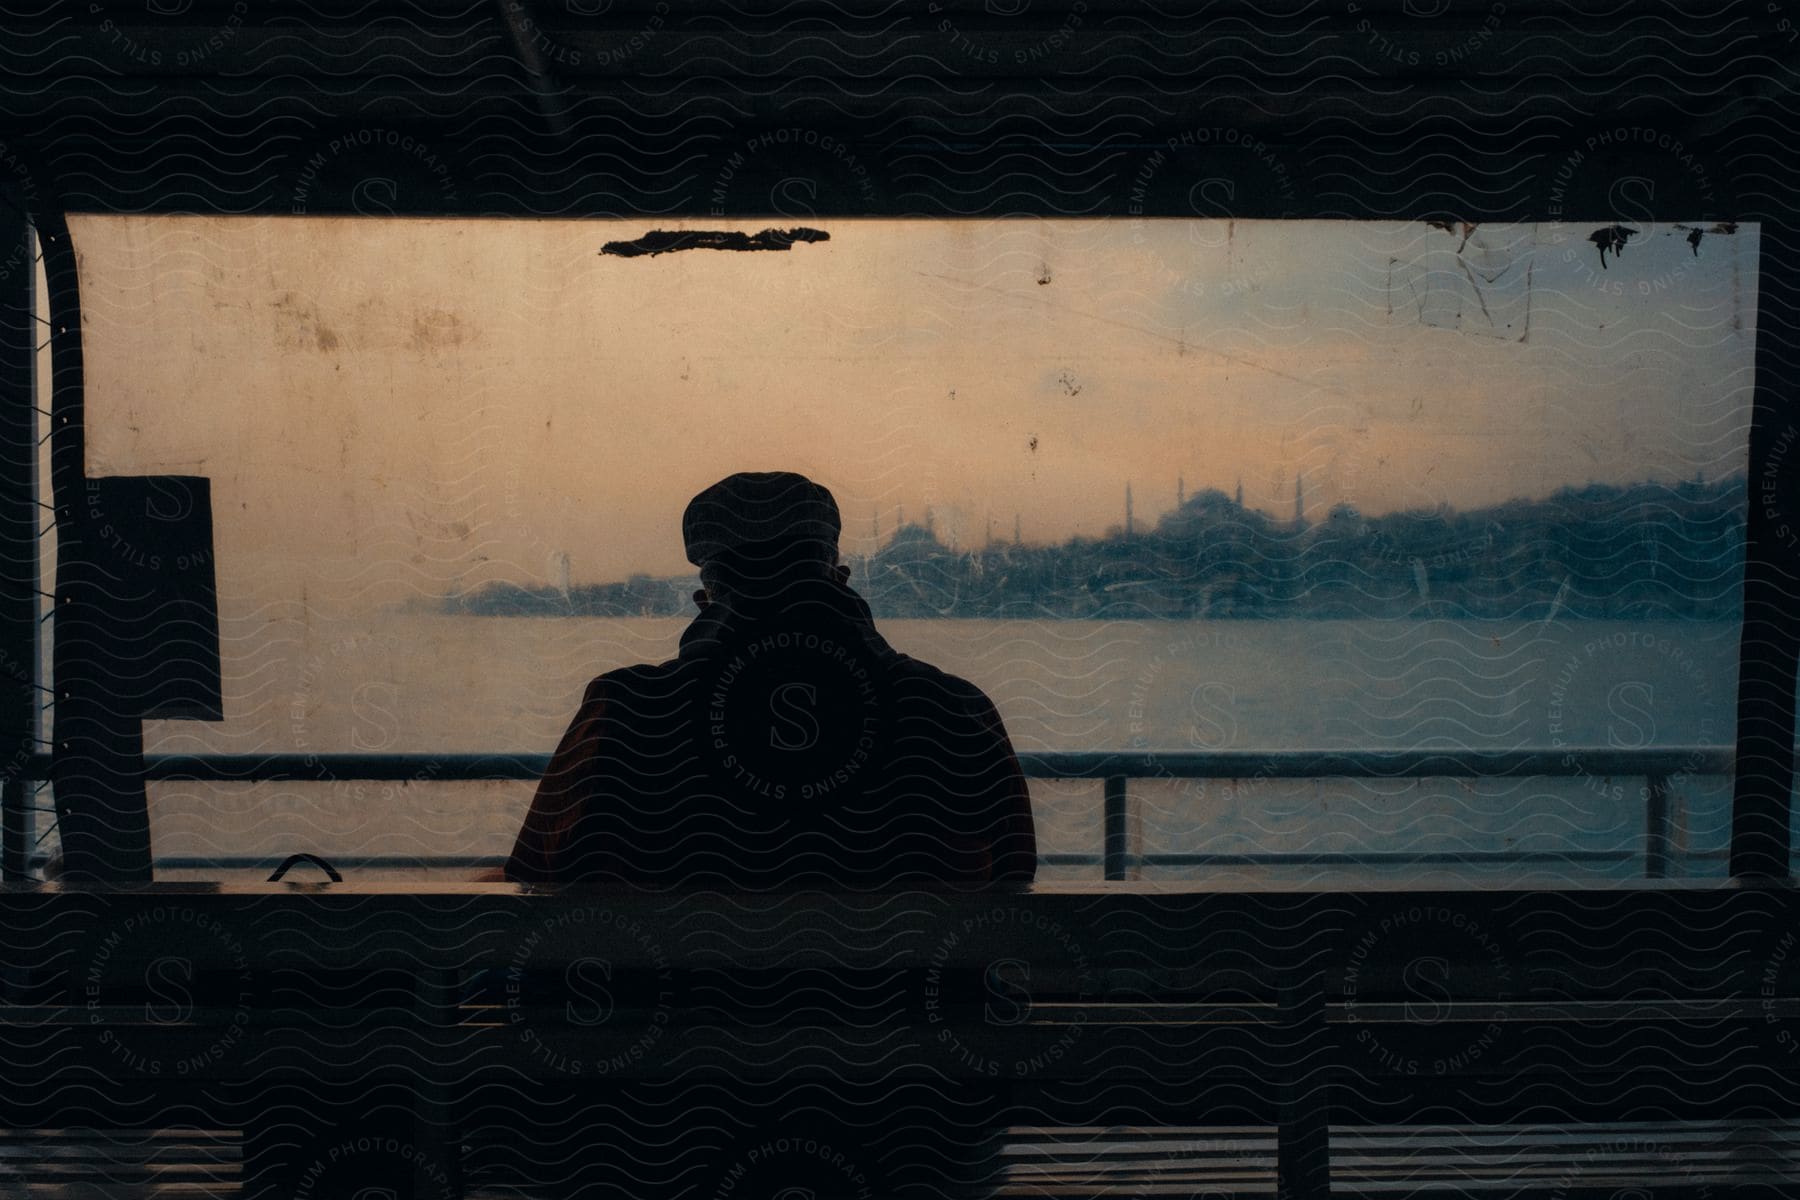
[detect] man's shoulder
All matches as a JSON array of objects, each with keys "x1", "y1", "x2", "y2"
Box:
[
  {"x1": 576, "y1": 641, "x2": 999, "y2": 717},
  {"x1": 576, "y1": 659, "x2": 685, "y2": 704},
  {"x1": 884, "y1": 650, "x2": 997, "y2": 713}
]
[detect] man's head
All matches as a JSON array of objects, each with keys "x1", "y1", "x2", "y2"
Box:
[{"x1": 683, "y1": 471, "x2": 848, "y2": 603}]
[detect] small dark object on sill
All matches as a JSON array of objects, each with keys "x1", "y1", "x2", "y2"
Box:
[{"x1": 600, "y1": 227, "x2": 830, "y2": 257}]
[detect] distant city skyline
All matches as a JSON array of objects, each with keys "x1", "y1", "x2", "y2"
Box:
[
  {"x1": 64, "y1": 216, "x2": 1759, "y2": 602},
  {"x1": 720, "y1": 462, "x2": 1734, "y2": 565},
  {"x1": 446, "y1": 473, "x2": 1746, "y2": 623}
]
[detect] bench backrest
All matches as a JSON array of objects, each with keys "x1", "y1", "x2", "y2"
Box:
[{"x1": 4, "y1": 883, "x2": 1798, "y2": 1199}]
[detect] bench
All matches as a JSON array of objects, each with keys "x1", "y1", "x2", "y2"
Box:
[{"x1": 3, "y1": 882, "x2": 1799, "y2": 1199}]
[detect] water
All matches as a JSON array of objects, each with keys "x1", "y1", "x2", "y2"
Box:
[{"x1": 128, "y1": 615, "x2": 1741, "y2": 882}]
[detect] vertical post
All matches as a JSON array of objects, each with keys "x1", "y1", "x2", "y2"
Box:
[
  {"x1": 0, "y1": 186, "x2": 38, "y2": 880},
  {"x1": 37, "y1": 202, "x2": 152, "y2": 882},
  {"x1": 1103, "y1": 774, "x2": 1129, "y2": 880},
  {"x1": 413, "y1": 966, "x2": 464, "y2": 1198},
  {"x1": 1, "y1": 780, "x2": 26, "y2": 881},
  {"x1": 1731, "y1": 224, "x2": 1798, "y2": 879},
  {"x1": 1644, "y1": 774, "x2": 1671, "y2": 879},
  {"x1": 1276, "y1": 976, "x2": 1332, "y2": 1200}
]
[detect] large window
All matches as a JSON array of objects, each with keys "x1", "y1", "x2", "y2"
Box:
[{"x1": 41, "y1": 216, "x2": 1758, "y2": 880}]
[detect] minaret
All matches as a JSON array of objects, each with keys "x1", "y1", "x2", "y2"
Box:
[
  {"x1": 554, "y1": 551, "x2": 571, "y2": 597},
  {"x1": 1014, "y1": 513, "x2": 1021, "y2": 545},
  {"x1": 1235, "y1": 477, "x2": 1244, "y2": 507},
  {"x1": 1125, "y1": 482, "x2": 1135, "y2": 537},
  {"x1": 871, "y1": 509, "x2": 880, "y2": 549},
  {"x1": 1293, "y1": 472, "x2": 1306, "y2": 529},
  {"x1": 925, "y1": 506, "x2": 934, "y2": 537},
  {"x1": 1177, "y1": 474, "x2": 1185, "y2": 508}
]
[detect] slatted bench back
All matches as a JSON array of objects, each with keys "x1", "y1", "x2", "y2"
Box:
[{"x1": 3, "y1": 883, "x2": 1797, "y2": 1199}]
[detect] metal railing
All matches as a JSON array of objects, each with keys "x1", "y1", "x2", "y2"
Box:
[{"x1": 16, "y1": 745, "x2": 1734, "y2": 881}]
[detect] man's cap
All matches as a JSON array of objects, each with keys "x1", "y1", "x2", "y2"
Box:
[{"x1": 682, "y1": 471, "x2": 843, "y2": 568}]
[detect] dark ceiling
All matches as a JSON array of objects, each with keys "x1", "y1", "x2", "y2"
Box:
[
  {"x1": 3, "y1": 2, "x2": 1798, "y2": 882},
  {"x1": 0, "y1": 0, "x2": 1794, "y2": 219}
]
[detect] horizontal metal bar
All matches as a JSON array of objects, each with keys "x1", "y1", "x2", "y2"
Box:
[
  {"x1": 131, "y1": 849, "x2": 1735, "y2": 873},
  {"x1": 1141, "y1": 850, "x2": 1672, "y2": 866},
  {"x1": 1022, "y1": 747, "x2": 1736, "y2": 780},
  {"x1": 20, "y1": 746, "x2": 1737, "y2": 783},
  {"x1": 141, "y1": 853, "x2": 1108, "y2": 871}
]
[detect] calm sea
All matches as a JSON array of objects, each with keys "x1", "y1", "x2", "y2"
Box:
[{"x1": 129, "y1": 616, "x2": 1743, "y2": 883}]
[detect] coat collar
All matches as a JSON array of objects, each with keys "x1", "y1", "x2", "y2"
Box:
[{"x1": 676, "y1": 576, "x2": 895, "y2": 663}]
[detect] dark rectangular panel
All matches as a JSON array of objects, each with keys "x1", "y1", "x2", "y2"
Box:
[{"x1": 79, "y1": 475, "x2": 222, "y2": 721}]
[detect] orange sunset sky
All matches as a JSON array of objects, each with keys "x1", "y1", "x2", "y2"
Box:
[{"x1": 60, "y1": 216, "x2": 1758, "y2": 603}]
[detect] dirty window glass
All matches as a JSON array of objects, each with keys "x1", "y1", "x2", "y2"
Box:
[{"x1": 56, "y1": 217, "x2": 1756, "y2": 881}]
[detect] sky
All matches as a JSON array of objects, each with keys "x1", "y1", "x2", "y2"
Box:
[{"x1": 60, "y1": 216, "x2": 1759, "y2": 604}]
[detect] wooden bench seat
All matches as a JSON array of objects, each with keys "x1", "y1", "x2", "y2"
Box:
[
  {"x1": 3, "y1": 883, "x2": 1797, "y2": 1199},
  {"x1": 4, "y1": 1121, "x2": 1798, "y2": 1199}
]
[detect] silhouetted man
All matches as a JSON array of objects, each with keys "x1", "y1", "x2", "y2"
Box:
[
  {"x1": 499, "y1": 472, "x2": 1035, "y2": 1199},
  {"x1": 504, "y1": 470, "x2": 1036, "y2": 887}
]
